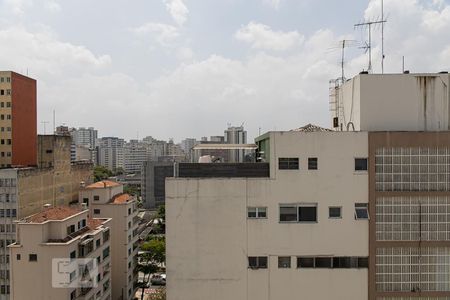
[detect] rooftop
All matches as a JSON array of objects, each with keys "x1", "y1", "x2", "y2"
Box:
[
  {"x1": 110, "y1": 193, "x2": 134, "y2": 204},
  {"x1": 24, "y1": 206, "x2": 83, "y2": 223},
  {"x1": 85, "y1": 180, "x2": 121, "y2": 189},
  {"x1": 291, "y1": 123, "x2": 333, "y2": 132},
  {"x1": 88, "y1": 218, "x2": 105, "y2": 230}
]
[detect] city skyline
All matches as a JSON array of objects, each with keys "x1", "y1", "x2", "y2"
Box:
[{"x1": 0, "y1": 0, "x2": 449, "y2": 140}]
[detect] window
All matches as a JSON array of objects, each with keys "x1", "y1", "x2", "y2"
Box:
[
  {"x1": 7, "y1": 139, "x2": 11, "y2": 145},
  {"x1": 93, "y1": 195, "x2": 100, "y2": 201},
  {"x1": 70, "y1": 251, "x2": 76, "y2": 260},
  {"x1": 67, "y1": 224, "x2": 76, "y2": 235},
  {"x1": 45, "y1": 149, "x2": 52, "y2": 154},
  {"x1": 315, "y1": 257, "x2": 332, "y2": 268},
  {"x1": 6, "y1": 90, "x2": 10, "y2": 95},
  {"x1": 298, "y1": 205, "x2": 317, "y2": 222},
  {"x1": 0, "y1": 103, "x2": 3, "y2": 108},
  {"x1": 297, "y1": 257, "x2": 314, "y2": 268},
  {"x1": 93, "y1": 209, "x2": 100, "y2": 215},
  {"x1": 247, "y1": 207, "x2": 267, "y2": 218},
  {"x1": 6, "y1": 78, "x2": 10, "y2": 83},
  {"x1": 83, "y1": 197, "x2": 89, "y2": 204},
  {"x1": 278, "y1": 256, "x2": 291, "y2": 268},
  {"x1": 355, "y1": 158, "x2": 368, "y2": 171},
  {"x1": 279, "y1": 205, "x2": 297, "y2": 222},
  {"x1": 248, "y1": 256, "x2": 268, "y2": 269},
  {"x1": 278, "y1": 158, "x2": 299, "y2": 170},
  {"x1": 128, "y1": 208, "x2": 131, "y2": 215},
  {"x1": 0, "y1": 90, "x2": 3, "y2": 95},
  {"x1": 355, "y1": 203, "x2": 369, "y2": 220},
  {"x1": 96, "y1": 239, "x2": 101, "y2": 248},
  {"x1": 280, "y1": 204, "x2": 317, "y2": 223},
  {"x1": 329, "y1": 207, "x2": 342, "y2": 219},
  {"x1": 297, "y1": 256, "x2": 368, "y2": 269},
  {"x1": 29, "y1": 254, "x2": 37, "y2": 262},
  {"x1": 16, "y1": 254, "x2": 20, "y2": 261},
  {"x1": 6, "y1": 102, "x2": 10, "y2": 108},
  {"x1": 308, "y1": 157, "x2": 318, "y2": 170},
  {"x1": 6, "y1": 115, "x2": 10, "y2": 120}
]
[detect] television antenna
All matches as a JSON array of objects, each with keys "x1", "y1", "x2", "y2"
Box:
[
  {"x1": 329, "y1": 40, "x2": 359, "y2": 84},
  {"x1": 354, "y1": 18, "x2": 386, "y2": 73}
]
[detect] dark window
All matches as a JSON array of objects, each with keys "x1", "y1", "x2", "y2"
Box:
[
  {"x1": 67, "y1": 224, "x2": 76, "y2": 235},
  {"x1": 45, "y1": 150, "x2": 53, "y2": 154},
  {"x1": 248, "y1": 256, "x2": 268, "y2": 269},
  {"x1": 70, "y1": 251, "x2": 76, "y2": 260},
  {"x1": 0, "y1": 90, "x2": 3, "y2": 95},
  {"x1": 333, "y1": 257, "x2": 351, "y2": 268},
  {"x1": 278, "y1": 256, "x2": 291, "y2": 268},
  {"x1": 333, "y1": 117, "x2": 339, "y2": 128},
  {"x1": 357, "y1": 257, "x2": 369, "y2": 268},
  {"x1": 16, "y1": 254, "x2": 20, "y2": 261},
  {"x1": 297, "y1": 257, "x2": 314, "y2": 268},
  {"x1": 355, "y1": 203, "x2": 369, "y2": 220},
  {"x1": 329, "y1": 207, "x2": 342, "y2": 218},
  {"x1": 308, "y1": 157, "x2": 318, "y2": 170},
  {"x1": 279, "y1": 206, "x2": 297, "y2": 222},
  {"x1": 93, "y1": 195, "x2": 100, "y2": 201},
  {"x1": 93, "y1": 209, "x2": 100, "y2": 215},
  {"x1": 128, "y1": 208, "x2": 131, "y2": 215},
  {"x1": 247, "y1": 207, "x2": 267, "y2": 218},
  {"x1": 6, "y1": 102, "x2": 10, "y2": 108},
  {"x1": 315, "y1": 257, "x2": 332, "y2": 268},
  {"x1": 82, "y1": 219, "x2": 86, "y2": 227},
  {"x1": 278, "y1": 158, "x2": 299, "y2": 170},
  {"x1": 96, "y1": 239, "x2": 101, "y2": 248},
  {"x1": 355, "y1": 158, "x2": 368, "y2": 171},
  {"x1": 298, "y1": 205, "x2": 317, "y2": 222},
  {"x1": 29, "y1": 254, "x2": 37, "y2": 262}
]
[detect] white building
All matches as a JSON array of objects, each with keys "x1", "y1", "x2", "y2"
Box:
[
  {"x1": 9, "y1": 206, "x2": 112, "y2": 300},
  {"x1": 123, "y1": 140, "x2": 152, "y2": 174},
  {"x1": 80, "y1": 180, "x2": 139, "y2": 300},
  {"x1": 97, "y1": 137, "x2": 125, "y2": 171},
  {"x1": 71, "y1": 127, "x2": 98, "y2": 149},
  {"x1": 224, "y1": 126, "x2": 247, "y2": 162}
]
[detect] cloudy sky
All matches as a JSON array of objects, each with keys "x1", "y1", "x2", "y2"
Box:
[{"x1": 0, "y1": 0, "x2": 449, "y2": 142}]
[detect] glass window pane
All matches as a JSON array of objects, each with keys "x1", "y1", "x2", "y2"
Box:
[
  {"x1": 297, "y1": 257, "x2": 314, "y2": 268},
  {"x1": 278, "y1": 256, "x2": 291, "y2": 268},
  {"x1": 280, "y1": 206, "x2": 297, "y2": 222},
  {"x1": 299, "y1": 206, "x2": 317, "y2": 222}
]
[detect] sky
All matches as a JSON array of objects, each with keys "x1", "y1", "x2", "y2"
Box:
[{"x1": 0, "y1": 0, "x2": 449, "y2": 142}]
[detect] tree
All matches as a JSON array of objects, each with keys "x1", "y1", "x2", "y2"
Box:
[
  {"x1": 138, "y1": 236, "x2": 166, "y2": 300},
  {"x1": 157, "y1": 205, "x2": 165, "y2": 222},
  {"x1": 93, "y1": 166, "x2": 113, "y2": 182}
]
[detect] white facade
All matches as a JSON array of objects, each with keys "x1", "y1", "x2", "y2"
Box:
[
  {"x1": 166, "y1": 131, "x2": 369, "y2": 300},
  {"x1": 97, "y1": 137, "x2": 125, "y2": 171},
  {"x1": 9, "y1": 207, "x2": 112, "y2": 300},
  {"x1": 71, "y1": 127, "x2": 98, "y2": 149},
  {"x1": 123, "y1": 141, "x2": 152, "y2": 174},
  {"x1": 331, "y1": 73, "x2": 450, "y2": 132},
  {"x1": 80, "y1": 181, "x2": 139, "y2": 300},
  {"x1": 224, "y1": 126, "x2": 247, "y2": 162}
]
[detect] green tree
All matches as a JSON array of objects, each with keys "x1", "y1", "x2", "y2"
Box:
[
  {"x1": 139, "y1": 236, "x2": 166, "y2": 300},
  {"x1": 157, "y1": 205, "x2": 165, "y2": 223},
  {"x1": 93, "y1": 166, "x2": 113, "y2": 182}
]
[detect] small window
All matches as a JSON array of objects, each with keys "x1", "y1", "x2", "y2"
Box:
[
  {"x1": 16, "y1": 254, "x2": 20, "y2": 260},
  {"x1": 279, "y1": 205, "x2": 297, "y2": 222},
  {"x1": 93, "y1": 209, "x2": 101, "y2": 215},
  {"x1": 354, "y1": 158, "x2": 368, "y2": 171},
  {"x1": 298, "y1": 205, "x2": 317, "y2": 222},
  {"x1": 355, "y1": 203, "x2": 369, "y2": 220},
  {"x1": 6, "y1": 115, "x2": 10, "y2": 120},
  {"x1": 96, "y1": 239, "x2": 101, "y2": 248},
  {"x1": 308, "y1": 157, "x2": 318, "y2": 170},
  {"x1": 29, "y1": 254, "x2": 37, "y2": 262},
  {"x1": 315, "y1": 257, "x2": 332, "y2": 268},
  {"x1": 70, "y1": 251, "x2": 76, "y2": 260},
  {"x1": 333, "y1": 257, "x2": 351, "y2": 268},
  {"x1": 0, "y1": 103, "x2": 3, "y2": 108},
  {"x1": 247, "y1": 207, "x2": 267, "y2": 218},
  {"x1": 278, "y1": 256, "x2": 291, "y2": 268},
  {"x1": 0, "y1": 90, "x2": 3, "y2": 95},
  {"x1": 6, "y1": 90, "x2": 10, "y2": 95},
  {"x1": 297, "y1": 257, "x2": 314, "y2": 268},
  {"x1": 128, "y1": 208, "x2": 131, "y2": 215},
  {"x1": 83, "y1": 197, "x2": 89, "y2": 204},
  {"x1": 278, "y1": 158, "x2": 299, "y2": 170},
  {"x1": 93, "y1": 195, "x2": 100, "y2": 201},
  {"x1": 333, "y1": 117, "x2": 339, "y2": 128},
  {"x1": 6, "y1": 102, "x2": 10, "y2": 108},
  {"x1": 329, "y1": 207, "x2": 342, "y2": 219},
  {"x1": 45, "y1": 150, "x2": 53, "y2": 154},
  {"x1": 248, "y1": 256, "x2": 268, "y2": 269}
]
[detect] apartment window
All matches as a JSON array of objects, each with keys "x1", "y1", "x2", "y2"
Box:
[
  {"x1": 16, "y1": 254, "x2": 20, "y2": 261},
  {"x1": 96, "y1": 239, "x2": 101, "y2": 248},
  {"x1": 0, "y1": 153, "x2": 4, "y2": 158},
  {"x1": 278, "y1": 256, "x2": 291, "y2": 268},
  {"x1": 70, "y1": 251, "x2": 76, "y2": 260},
  {"x1": 329, "y1": 207, "x2": 342, "y2": 219},
  {"x1": 6, "y1": 115, "x2": 10, "y2": 120},
  {"x1": 0, "y1": 103, "x2": 3, "y2": 108},
  {"x1": 355, "y1": 203, "x2": 369, "y2": 220},
  {"x1": 247, "y1": 207, "x2": 267, "y2": 218},
  {"x1": 278, "y1": 158, "x2": 299, "y2": 170},
  {"x1": 6, "y1": 102, "x2": 10, "y2": 108},
  {"x1": 94, "y1": 209, "x2": 101, "y2": 215},
  {"x1": 297, "y1": 256, "x2": 368, "y2": 269},
  {"x1": 128, "y1": 261, "x2": 131, "y2": 269},
  {"x1": 315, "y1": 257, "x2": 332, "y2": 268},
  {"x1": 6, "y1": 127, "x2": 10, "y2": 132},
  {"x1": 67, "y1": 224, "x2": 76, "y2": 235},
  {"x1": 280, "y1": 204, "x2": 317, "y2": 223},
  {"x1": 0, "y1": 128, "x2": 3, "y2": 132},
  {"x1": 0, "y1": 78, "x2": 3, "y2": 83},
  {"x1": 7, "y1": 139, "x2": 11, "y2": 145},
  {"x1": 308, "y1": 157, "x2": 318, "y2": 170},
  {"x1": 355, "y1": 158, "x2": 368, "y2": 171},
  {"x1": 128, "y1": 221, "x2": 131, "y2": 229},
  {"x1": 0, "y1": 90, "x2": 3, "y2": 95},
  {"x1": 29, "y1": 254, "x2": 37, "y2": 262},
  {"x1": 6, "y1": 78, "x2": 10, "y2": 83},
  {"x1": 6, "y1": 152, "x2": 10, "y2": 158},
  {"x1": 297, "y1": 257, "x2": 314, "y2": 268},
  {"x1": 248, "y1": 256, "x2": 268, "y2": 269},
  {"x1": 103, "y1": 247, "x2": 110, "y2": 259},
  {"x1": 6, "y1": 90, "x2": 10, "y2": 96},
  {"x1": 128, "y1": 208, "x2": 131, "y2": 215},
  {"x1": 69, "y1": 271, "x2": 77, "y2": 282},
  {"x1": 93, "y1": 195, "x2": 99, "y2": 201}
]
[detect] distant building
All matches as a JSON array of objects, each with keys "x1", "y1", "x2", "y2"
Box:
[
  {"x1": 80, "y1": 181, "x2": 139, "y2": 300},
  {"x1": 97, "y1": 137, "x2": 125, "y2": 171},
  {"x1": 224, "y1": 126, "x2": 247, "y2": 162},
  {"x1": 180, "y1": 138, "x2": 197, "y2": 161},
  {"x1": 0, "y1": 71, "x2": 37, "y2": 168},
  {"x1": 123, "y1": 140, "x2": 152, "y2": 174},
  {"x1": 9, "y1": 207, "x2": 112, "y2": 300},
  {"x1": 71, "y1": 127, "x2": 98, "y2": 149},
  {"x1": 210, "y1": 136, "x2": 224, "y2": 142}
]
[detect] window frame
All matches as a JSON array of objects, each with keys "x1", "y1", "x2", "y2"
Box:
[
  {"x1": 354, "y1": 203, "x2": 369, "y2": 220},
  {"x1": 278, "y1": 157, "x2": 299, "y2": 170},
  {"x1": 354, "y1": 158, "x2": 368, "y2": 171},
  {"x1": 247, "y1": 207, "x2": 267, "y2": 219},
  {"x1": 278, "y1": 256, "x2": 291, "y2": 269},
  {"x1": 279, "y1": 203, "x2": 318, "y2": 223},
  {"x1": 248, "y1": 256, "x2": 268, "y2": 269},
  {"x1": 308, "y1": 157, "x2": 318, "y2": 170},
  {"x1": 328, "y1": 206, "x2": 342, "y2": 219}
]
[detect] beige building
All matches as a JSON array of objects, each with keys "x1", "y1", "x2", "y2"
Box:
[
  {"x1": 0, "y1": 135, "x2": 93, "y2": 299},
  {"x1": 9, "y1": 206, "x2": 112, "y2": 300},
  {"x1": 167, "y1": 130, "x2": 370, "y2": 300},
  {"x1": 80, "y1": 181, "x2": 139, "y2": 300}
]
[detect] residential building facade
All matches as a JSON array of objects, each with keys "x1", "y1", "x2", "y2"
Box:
[
  {"x1": 224, "y1": 126, "x2": 247, "y2": 162},
  {"x1": 97, "y1": 137, "x2": 125, "y2": 172},
  {"x1": 80, "y1": 181, "x2": 139, "y2": 300},
  {"x1": 9, "y1": 206, "x2": 112, "y2": 300},
  {"x1": 0, "y1": 71, "x2": 37, "y2": 168}
]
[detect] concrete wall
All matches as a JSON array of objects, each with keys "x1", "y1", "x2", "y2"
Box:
[
  {"x1": 337, "y1": 73, "x2": 450, "y2": 132},
  {"x1": 166, "y1": 131, "x2": 369, "y2": 300}
]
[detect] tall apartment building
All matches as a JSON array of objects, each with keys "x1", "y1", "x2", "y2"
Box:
[
  {"x1": 71, "y1": 127, "x2": 98, "y2": 149},
  {"x1": 167, "y1": 72, "x2": 450, "y2": 300},
  {"x1": 80, "y1": 180, "x2": 139, "y2": 300},
  {"x1": 224, "y1": 125, "x2": 247, "y2": 162},
  {"x1": 0, "y1": 135, "x2": 93, "y2": 300},
  {"x1": 123, "y1": 140, "x2": 152, "y2": 174},
  {"x1": 9, "y1": 206, "x2": 112, "y2": 300},
  {"x1": 97, "y1": 137, "x2": 125, "y2": 172},
  {"x1": 0, "y1": 71, "x2": 37, "y2": 168}
]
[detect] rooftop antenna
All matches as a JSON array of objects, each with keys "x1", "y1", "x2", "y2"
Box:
[
  {"x1": 328, "y1": 40, "x2": 359, "y2": 84},
  {"x1": 355, "y1": 17, "x2": 386, "y2": 73},
  {"x1": 53, "y1": 109, "x2": 55, "y2": 134},
  {"x1": 41, "y1": 121, "x2": 49, "y2": 135},
  {"x1": 381, "y1": 0, "x2": 385, "y2": 73}
]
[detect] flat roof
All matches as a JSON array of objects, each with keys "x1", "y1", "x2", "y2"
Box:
[{"x1": 193, "y1": 144, "x2": 257, "y2": 150}]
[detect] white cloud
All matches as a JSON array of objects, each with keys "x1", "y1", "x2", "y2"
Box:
[
  {"x1": 176, "y1": 47, "x2": 194, "y2": 61},
  {"x1": 131, "y1": 22, "x2": 180, "y2": 46},
  {"x1": 3, "y1": 0, "x2": 61, "y2": 15},
  {"x1": 235, "y1": 22, "x2": 303, "y2": 51},
  {"x1": 163, "y1": 0, "x2": 189, "y2": 27},
  {"x1": 263, "y1": 0, "x2": 282, "y2": 9},
  {"x1": 44, "y1": 0, "x2": 61, "y2": 13}
]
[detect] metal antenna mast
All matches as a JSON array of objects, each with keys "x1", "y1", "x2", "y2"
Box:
[
  {"x1": 381, "y1": 0, "x2": 385, "y2": 73},
  {"x1": 354, "y1": 18, "x2": 386, "y2": 73}
]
